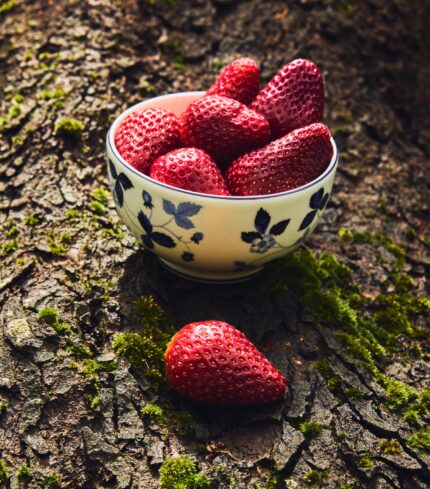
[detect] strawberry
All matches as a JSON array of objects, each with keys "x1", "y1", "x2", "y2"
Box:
[
  {"x1": 180, "y1": 95, "x2": 270, "y2": 170},
  {"x1": 165, "y1": 320, "x2": 287, "y2": 406},
  {"x1": 207, "y1": 57, "x2": 260, "y2": 105},
  {"x1": 115, "y1": 108, "x2": 181, "y2": 174},
  {"x1": 251, "y1": 59, "x2": 324, "y2": 138},
  {"x1": 226, "y1": 123, "x2": 333, "y2": 196},
  {"x1": 149, "y1": 148, "x2": 230, "y2": 196}
]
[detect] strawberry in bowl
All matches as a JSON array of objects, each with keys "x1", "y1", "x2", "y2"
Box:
[{"x1": 106, "y1": 58, "x2": 338, "y2": 282}]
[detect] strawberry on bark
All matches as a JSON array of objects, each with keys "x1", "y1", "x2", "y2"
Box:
[
  {"x1": 149, "y1": 148, "x2": 230, "y2": 196},
  {"x1": 165, "y1": 320, "x2": 287, "y2": 406},
  {"x1": 180, "y1": 95, "x2": 270, "y2": 170},
  {"x1": 207, "y1": 57, "x2": 260, "y2": 105},
  {"x1": 226, "y1": 123, "x2": 333, "y2": 196},
  {"x1": 251, "y1": 59, "x2": 324, "y2": 138},
  {"x1": 115, "y1": 108, "x2": 181, "y2": 174}
]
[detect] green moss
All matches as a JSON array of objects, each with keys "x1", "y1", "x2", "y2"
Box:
[
  {"x1": 67, "y1": 343, "x2": 93, "y2": 358},
  {"x1": 312, "y1": 358, "x2": 330, "y2": 378},
  {"x1": 90, "y1": 200, "x2": 106, "y2": 215},
  {"x1": 113, "y1": 296, "x2": 173, "y2": 389},
  {"x1": 0, "y1": 0, "x2": 16, "y2": 15},
  {"x1": 6, "y1": 226, "x2": 19, "y2": 237},
  {"x1": 23, "y1": 215, "x2": 40, "y2": 226},
  {"x1": 212, "y1": 59, "x2": 227, "y2": 71},
  {"x1": 55, "y1": 117, "x2": 84, "y2": 140},
  {"x1": 37, "y1": 307, "x2": 72, "y2": 335},
  {"x1": 358, "y1": 452, "x2": 374, "y2": 469},
  {"x1": 380, "y1": 376, "x2": 417, "y2": 412},
  {"x1": 41, "y1": 473, "x2": 61, "y2": 487},
  {"x1": 16, "y1": 465, "x2": 31, "y2": 480},
  {"x1": 159, "y1": 458, "x2": 209, "y2": 489},
  {"x1": 299, "y1": 421, "x2": 326, "y2": 438},
  {"x1": 23, "y1": 51, "x2": 33, "y2": 60},
  {"x1": 81, "y1": 359, "x2": 117, "y2": 375},
  {"x1": 1, "y1": 238, "x2": 18, "y2": 255},
  {"x1": 407, "y1": 428, "x2": 430, "y2": 452},
  {"x1": 37, "y1": 307, "x2": 59, "y2": 325},
  {"x1": 37, "y1": 87, "x2": 66, "y2": 101},
  {"x1": 89, "y1": 395, "x2": 101, "y2": 410},
  {"x1": 344, "y1": 387, "x2": 363, "y2": 400},
  {"x1": 378, "y1": 438, "x2": 401, "y2": 455},
  {"x1": 0, "y1": 402, "x2": 7, "y2": 414},
  {"x1": 0, "y1": 459, "x2": 9, "y2": 483},
  {"x1": 303, "y1": 469, "x2": 329, "y2": 484},
  {"x1": 91, "y1": 187, "x2": 109, "y2": 204},
  {"x1": 141, "y1": 402, "x2": 168, "y2": 429}
]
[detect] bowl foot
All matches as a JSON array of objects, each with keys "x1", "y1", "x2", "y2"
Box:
[{"x1": 158, "y1": 258, "x2": 263, "y2": 284}]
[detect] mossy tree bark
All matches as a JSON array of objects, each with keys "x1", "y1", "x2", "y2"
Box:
[{"x1": 0, "y1": 1, "x2": 429, "y2": 488}]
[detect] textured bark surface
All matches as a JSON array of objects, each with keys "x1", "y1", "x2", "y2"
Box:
[{"x1": 0, "y1": 1, "x2": 429, "y2": 488}]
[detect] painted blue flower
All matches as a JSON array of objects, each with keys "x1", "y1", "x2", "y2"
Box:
[
  {"x1": 142, "y1": 190, "x2": 153, "y2": 209},
  {"x1": 109, "y1": 160, "x2": 133, "y2": 207},
  {"x1": 299, "y1": 187, "x2": 329, "y2": 231},
  {"x1": 182, "y1": 252, "x2": 194, "y2": 262},
  {"x1": 250, "y1": 234, "x2": 276, "y2": 254},
  {"x1": 241, "y1": 208, "x2": 290, "y2": 254}
]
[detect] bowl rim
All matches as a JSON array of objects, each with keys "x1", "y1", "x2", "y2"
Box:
[{"x1": 107, "y1": 91, "x2": 339, "y2": 201}]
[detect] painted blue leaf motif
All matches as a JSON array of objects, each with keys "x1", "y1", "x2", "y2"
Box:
[
  {"x1": 241, "y1": 231, "x2": 261, "y2": 244},
  {"x1": 118, "y1": 173, "x2": 133, "y2": 190},
  {"x1": 191, "y1": 232, "x2": 203, "y2": 244},
  {"x1": 151, "y1": 232, "x2": 176, "y2": 248},
  {"x1": 310, "y1": 188, "x2": 324, "y2": 209},
  {"x1": 320, "y1": 192, "x2": 329, "y2": 210},
  {"x1": 142, "y1": 234, "x2": 154, "y2": 249},
  {"x1": 173, "y1": 202, "x2": 202, "y2": 229},
  {"x1": 182, "y1": 252, "x2": 194, "y2": 262},
  {"x1": 162, "y1": 199, "x2": 176, "y2": 216},
  {"x1": 137, "y1": 210, "x2": 152, "y2": 234},
  {"x1": 270, "y1": 219, "x2": 290, "y2": 236},
  {"x1": 114, "y1": 180, "x2": 124, "y2": 207},
  {"x1": 142, "y1": 190, "x2": 153, "y2": 209},
  {"x1": 254, "y1": 208, "x2": 271, "y2": 234},
  {"x1": 299, "y1": 210, "x2": 317, "y2": 231},
  {"x1": 109, "y1": 160, "x2": 118, "y2": 179},
  {"x1": 176, "y1": 202, "x2": 202, "y2": 217}
]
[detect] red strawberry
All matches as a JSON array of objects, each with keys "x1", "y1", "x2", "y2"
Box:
[
  {"x1": 180, "y1": 95, "x2": 270, "y2": 170},
  {"x1": 226, "y1": 123, "x2": 333, "y2": 196},
  {"x1": 115, "y1": 108, "x2": 181, "y2": 174},
  {"x1": 251, "y1": 59, "x2": 324, "y2": 138},
  {"x1": 207, "y1": 57, "x2": 260, "y2": 105},
  {"x1": 149, "y1": 148, "x2": 230, "y2": 196},
  {"x1": 165, "y1": 320, "x2": 287, "y2": 406}
]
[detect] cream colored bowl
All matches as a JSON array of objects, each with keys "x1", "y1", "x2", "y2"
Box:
[{"x1": 106, "y1": 92, "x2": 339, "y2": 282}]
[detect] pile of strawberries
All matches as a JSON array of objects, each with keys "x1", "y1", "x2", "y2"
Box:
[{"x1": 115, "y1": 57, "x2": 333, "y2": 196}]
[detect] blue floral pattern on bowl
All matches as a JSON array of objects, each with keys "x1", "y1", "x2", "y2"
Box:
[{"x1": 233, "y1": 187, "x2": 329, "y2": 272}]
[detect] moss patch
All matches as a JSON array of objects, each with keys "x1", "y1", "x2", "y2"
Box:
[
  {"x1": 55, "y1": 117, "x2": 84, "y2": 140},
  {"x1": 303, "y1": 469, "x2": 329, "y2": 484},
  {"x1": 299, "y1": 421, "x2": 326, "y2": 438},
  {"x1": 37, "y1": 307, "x2": 72, "y2": 335},
  {"x1": 112, "y1": 296, "x2": 174, "y2": 389},
  {"x1": 378, "y1": 438, "x2": 401, "y2": 455},
  {"x1": 159, "y1": 458, "x2": 209, "y2": 489},
  {"x1": 266, "y1": 245, "x2": 430, "y2": 421},
  {"x1": 16, "y1": 465, "x2": 32, "y2": 480},
  {"x1": 0, "y1": 459, "x2": 9, "y2": 483},
  {"x1": 407, "y1": 428, "x2": 430, "y2": 453}
]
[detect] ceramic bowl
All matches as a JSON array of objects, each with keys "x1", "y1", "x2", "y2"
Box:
[{"x1": 106, "y1": 91, "x2": 339, "y2": 283}]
